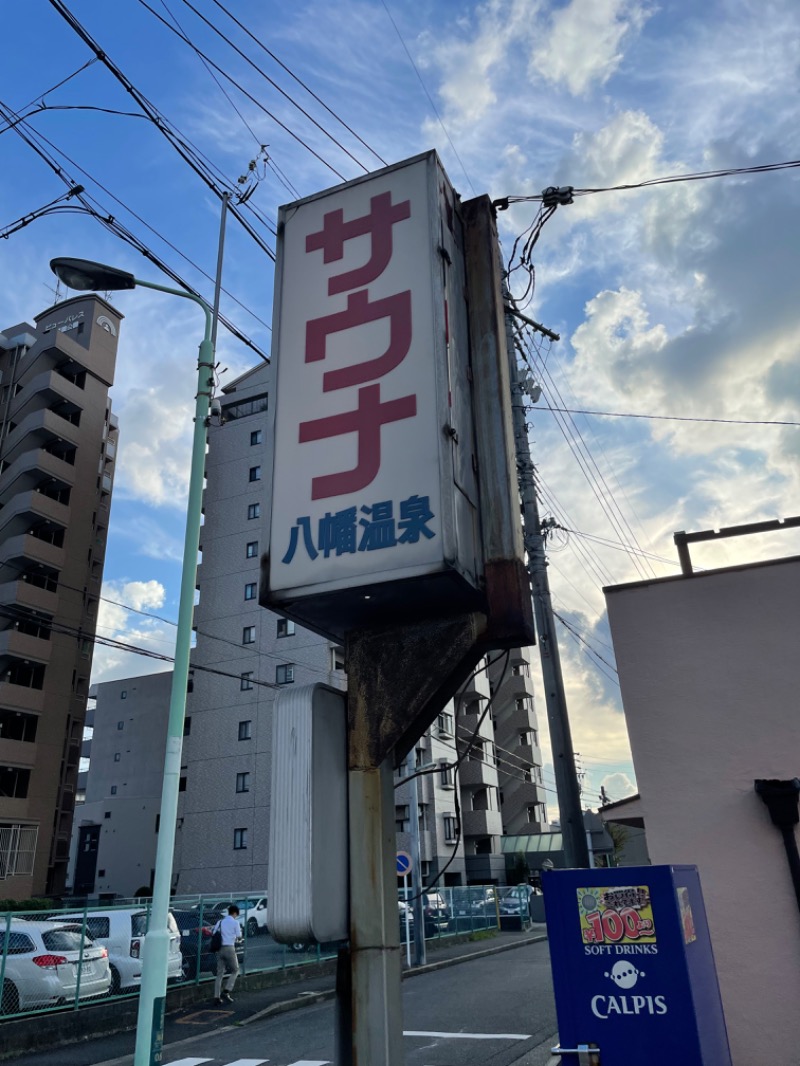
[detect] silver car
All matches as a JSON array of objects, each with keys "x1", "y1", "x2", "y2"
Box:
[{"x1": 1, "y1": 919, "x2": 111, "y2": 1014}]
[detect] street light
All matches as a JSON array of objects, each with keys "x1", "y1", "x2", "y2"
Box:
[{"x1": 50, "y1": 257, "x2": 214, "y2": 1066}]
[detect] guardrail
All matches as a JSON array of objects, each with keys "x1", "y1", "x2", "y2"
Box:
[{"x1": 1, "y1": 885, "x2": 507, "y2": 1021}]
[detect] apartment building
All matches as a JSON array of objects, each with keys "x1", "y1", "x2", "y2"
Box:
[
  {"x1": 173, "y1": 359, "x2": 547, "y2": 893},
  {"x1": 69, "y1": 671, "x2": 173, "y2": 898},
  {"x1": 173, "y1": 362, "x2": 344, "y2": 895},
  {"x1": 0, "y1": 295, "x2": 121, "y2": 897}
]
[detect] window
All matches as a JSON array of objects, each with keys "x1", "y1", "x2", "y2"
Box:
[
  {"x1": 276, "y1": 618, "x2": 295, "y2": 638},
  {"x1": 512, "y1": 663, "x2": 530, "y2": 678},
  {"x1": 179, "y1": 776, "x2": 187, "y2": 793},
  {"x1": 104, "y1": 811, "x2": 111, "y2": 819},
  {"x1": 418, "y1": 803, "x2": 429, "y2": 831},
  {"x1": 469, "y1": 740, "x2": 485, "y2": 762},
  {"x1": 526, "y1": 805, "x2": 539, "y2": 824},
  {"x1": 276, "y1": 664, "x2": 295, "y2": 685},
  {"x1": 244, "y1": 582, "x2": 257, "y2": 600},
  {"x1": 183, "y1": 717, "x2": 192, "y2": 736},
  {"x1": 395, "y1": 804, "x2": 410, "y2": 833},
  {"x1": 519, "y1": 731, "x2": 530, "y2": 747},
  {"x1": 0, "y1": 710, "x2": 38, "y2": 743},
  {"x1": 110, "y1": 785, "x2": 117, "y2": 796},
  {"x1": 247, "y1": 503, "x2": 260, "y2": 520},
  {"x1": 250, "y1": 429, "x2": 262, "y2": 446},
  {"x1": 248, "y1": 466, "x2": 261, "y2": 482},
  {"x1": 443, "y1": 815, "x2": 459, "y2": 842},
  {"x1": 515, "y1": 697, "x2": 529, "y2": 713},
  {"x1": 331, "y1": 646, "x2": 345, "y2": 671},
  {"x1": 242, "y1": 626, "x2": 256, "y2": 645},
  {"x1": 240, "y1": 672, "x2": 254, "y2": 691},
  {"x1": 236, "y1": 772, "x2": 250, "y2": 794},
  {"x1": 238, "y1": 720, "x2": 252, "y2": 741},
  {"x1": 113, "y1": 752, "x2": 121, "y2": 763},
  {"x1": 246, "y1": 541, "x2": 258, "y2": 558},
  {"x1": 233, "y1": 827, "x2": 248, "y2": 850},
  {"x1": 0, "y1": 768, "x2": 30, "y2": 799},
  {"x1": 120, "y1": 690, "x2": 127, "y2": 700},
  {"x1": 437, "y1": 712, "x2": 453, "y2": 736},
  {"x1": 117, "y1": 721, "x2": 124, "y2": 731},
  {"x1": 221, "y1": 392, "x2": 268, "y2": 422},
  {"x1": 440, "y1": 762, "x2": 454, "y2": 789}
]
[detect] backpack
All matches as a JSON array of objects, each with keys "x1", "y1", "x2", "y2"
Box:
[{"x1": 209, "y1": 922, "x2": 222, "y2": 952}]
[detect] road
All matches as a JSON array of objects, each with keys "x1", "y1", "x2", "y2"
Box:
[{"x1": 12, "y1": 939, "x2": 557, "y2": 1066}]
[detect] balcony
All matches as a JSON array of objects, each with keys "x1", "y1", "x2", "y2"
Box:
[
  {"x1": 11, "y1": 367, "x2": 86, "y2": 418},
  {"x1": 0, "y1": 579, "x2": 58, "y2": 615},
  {"x1": 0, "y1": 629, "x2": 51, "y2": 665},
  {"x1": 461, "y1": 809, "x2": 503, "y2": 838},
  {"x1": 0, "y1": 489, "x2": 70, "y2": 539},
  {"x1": 0, "y1": 447, "x2": 75, "y2": 505},
  {"x1": 2, "y1": 407, "x2": 81, "y2": 463},
  {"x1": 459, "y1": 758, "x2": 499, "y2": 788},
  {"x1": 0, "y1": 680, "x2": 45, "y2": 714},
  {"x1": 458, "y1": 673, "x2": 490, "y2": 701},
  {"x1": 0, "y1": 532, "x2": 65, "y2": 572},
  {"x1": 492, "y1": 669, "x2": 535, "y2": 705},
  {"x1": 494, "y1": 704, "x2": 535, "y2": 739}
]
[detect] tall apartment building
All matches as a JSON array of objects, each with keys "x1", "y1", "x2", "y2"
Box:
[
  {"x1": 69, "y1": 671, "x2": 173, "y2": 899},
  {"x1": 394, "y1": 647, "x2": 547, "y2": 887},
  {"x1": 0, "y1": 295, "x2": 121, "y2": 897},
  {"x1": 174, "y1": 362, "x2": 344, "y2": 895}
]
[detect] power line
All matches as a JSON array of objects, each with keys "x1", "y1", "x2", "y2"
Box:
[
  {"x1": 497, "y1": 158, "x2": 800, "y2": 206},
  {"x1": 205, "y1": 0, "x2": 388, "y2": 169},
  {"x1": 538, "y1": 406, "x2": 800, "y2": 427},
  {"x1": 143, "y1": 0, "x2": 373, "y2": 174},
  {"x1": 379, "y1": 0, "x2": 475, "y2": 196},
  {"x1": 45, "y1": 0, "x2": 279, "y2": 262}
]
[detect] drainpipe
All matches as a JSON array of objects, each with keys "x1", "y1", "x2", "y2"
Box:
[{"x1": 754, "y1": 778, "x2": 800, "y2": 917}]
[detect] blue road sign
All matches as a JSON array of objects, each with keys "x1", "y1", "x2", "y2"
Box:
[{"x1": 396, "y1": 851, "x2": 412, "y2": 877}]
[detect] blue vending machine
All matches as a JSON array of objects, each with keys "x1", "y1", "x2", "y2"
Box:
[{"x1": 542, "y1": 865, "x2": 731, "y2": 1065}]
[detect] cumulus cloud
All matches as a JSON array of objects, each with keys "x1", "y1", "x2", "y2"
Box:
[
  {"x1": 601, "y1": 771, "x2": 637, "y2": 801},
  {"x1": 91, "y1": 579, "x2": 174, "y2": 686},
  {"x1": 531, "y1": 0, "x2": 652, "y2": 95}
]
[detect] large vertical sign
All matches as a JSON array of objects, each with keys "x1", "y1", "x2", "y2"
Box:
[{"x1": 264, "y1": 152, "x2": 483, "y2": 637}]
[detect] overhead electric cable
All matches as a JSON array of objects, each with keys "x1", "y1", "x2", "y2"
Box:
[
  {"x1": 141, "y1": 0, "x2": 372, "y2": 174},
  {"x1": 45, "y1": 0, "x2": 279, "y2": 259},
  {"x1": 205, "y1": 0, "x2": 388, "y2": 168},
  {"x1": 538, "y1": 407, "x2": 800, "y2": 427},
  {"x1": 379, "y1": 0, "x2": 476, "y2": 195}
]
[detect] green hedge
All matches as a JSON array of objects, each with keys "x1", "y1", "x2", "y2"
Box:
[{"x1": 0, "y1": 897, "x2": 55, "y2": 914}]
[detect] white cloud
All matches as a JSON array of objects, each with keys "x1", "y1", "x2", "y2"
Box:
[
  {"x1": 91, "y1": 579, "x2": 173, "y2": 686},
  {"x1": 601, "y1": 771, "x2": 637, "y2": 801},
  {"x1": 531, "y1": 0, "x2": 652, "y2": 96}
]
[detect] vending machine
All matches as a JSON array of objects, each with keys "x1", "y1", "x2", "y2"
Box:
[{"x1": 542, "y1": 865, "x2": 731, "y2": 1065}]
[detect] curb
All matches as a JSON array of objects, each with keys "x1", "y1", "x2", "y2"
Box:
[{"x1": 90, "y1": 931, "x2": 549, "y2": 1066}]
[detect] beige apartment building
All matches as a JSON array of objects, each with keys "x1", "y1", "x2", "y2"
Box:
[{"x1": 0, "y1": 295, "x2": 121, "y2": 898}]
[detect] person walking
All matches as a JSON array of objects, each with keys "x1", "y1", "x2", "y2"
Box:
[{"x1": 213, "y1": 904, "x2": 241, "y2": 1005}]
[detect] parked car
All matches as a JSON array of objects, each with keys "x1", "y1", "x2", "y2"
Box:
[
  {"x1": 398, "y1": 900, "x2": 414, "y2": 938},
  {"x1": 421, "y1": 892, "x2": 450, "y2": 936},
  {"x1": 497, "y1": 885, "x2": 536, "y2": 918},
  {"x1": 49, "y1": 909, "x2": 182, "y2": 994},
  {"x1": 171, "y1": 908, "x2": 243, "y2": 979},
  {"x1": 194, "y1": 895, "x2": 268, "y2": 938},
  {"x1": 1, "y1": 919, "x2": 111, "y2": 1014}
]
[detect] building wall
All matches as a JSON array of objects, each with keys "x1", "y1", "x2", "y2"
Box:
[
  {"x1": 69, "y1": 672, "x2": 172, "y2": 898},
  {"x1": 0, "y1": 297, "x2": 120, "y2": 898},
  {"x1": 606, "y1": 556, "x2": 800, "y2": 1066},
  {"x1": 175, "y1": 363, "x2": 343, "y2": 895}
]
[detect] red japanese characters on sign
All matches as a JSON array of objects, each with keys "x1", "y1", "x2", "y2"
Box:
[{"x1": 266, "y1": 152, "x2": 481, "y2": 627}]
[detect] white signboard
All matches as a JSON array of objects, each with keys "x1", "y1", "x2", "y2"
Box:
[{"x1": 265, "y1": 152, "x2": 482, "y2": 631}]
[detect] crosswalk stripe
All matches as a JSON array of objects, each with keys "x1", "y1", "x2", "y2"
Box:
[
  {"x1": 286, "y1": 1061, "x2": 330, "y2": 1065},
  {"x1": 404, "y1": 1030, "x2": 531, "y2": 1040},
  {"x1": 162, "y1": 1059, "x2": 214, "y2": 1066},
  {"x1": 225, "y1": 1060, "x2": 270, "y2": 1065}
]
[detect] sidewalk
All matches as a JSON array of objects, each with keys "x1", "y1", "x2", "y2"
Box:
[{"x1": 5, "y1": 925, "x2": 549, "y2": 1066}]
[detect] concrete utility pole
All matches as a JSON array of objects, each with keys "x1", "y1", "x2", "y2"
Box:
[{"x1": 502, "y1": 284, "x2": 589, "y2": 869}]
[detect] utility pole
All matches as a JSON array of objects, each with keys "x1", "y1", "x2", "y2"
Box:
[
  {"x1": 502, "y1": 281, "x2": 589, "y2": 869},
  {"x1": 404, "y1": 751, "x2": 427, "y2": 968}
]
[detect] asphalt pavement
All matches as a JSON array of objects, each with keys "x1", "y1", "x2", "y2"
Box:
[{"x1": 5, "y1": 925, "x2": 554, "y2": 1066}]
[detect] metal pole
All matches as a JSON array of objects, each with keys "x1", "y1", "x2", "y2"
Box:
[
  {"x1": 133, "y1": 284, "x2": 213, "y2": 1066},
  {"x1": 347, "y1": 757, "x2": 403, "y2": 1065},
  {"x1": 406, "y1": 753, "x2": 427, "y2": 968},
  {"x1": 210, "y1": 191, "x2": 229, "y2": 352},
  {"x1": 502, "y1": 281, "x2": 589, "y2": 869}
]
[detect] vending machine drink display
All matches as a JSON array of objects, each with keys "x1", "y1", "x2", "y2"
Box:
[{"x1": 542, "y1": 865, "x2": 731, "y2": 1065}]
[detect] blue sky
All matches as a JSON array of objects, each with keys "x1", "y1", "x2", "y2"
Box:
[{"x1": 2, "y1": 0, "x2": 799, "y2": 813}]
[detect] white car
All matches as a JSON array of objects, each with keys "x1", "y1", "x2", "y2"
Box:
[
  {"x1": 50, "y1": 909, "x2": 182, "y2": 994},
  {"x1": 202, "y1": 895, "x2": 269, "y2": 938},
  {"x1": 1, "y1": 919, "x2": 111, "y2": 1014}
]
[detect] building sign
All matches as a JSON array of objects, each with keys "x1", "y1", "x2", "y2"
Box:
[{"x1": 265, "y1": 152, "x2": 482, "y2": 635}]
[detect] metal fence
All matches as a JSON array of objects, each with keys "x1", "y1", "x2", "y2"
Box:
[{"x1": 1, "y1": 886, "x2": 501, "y2": 1021}]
